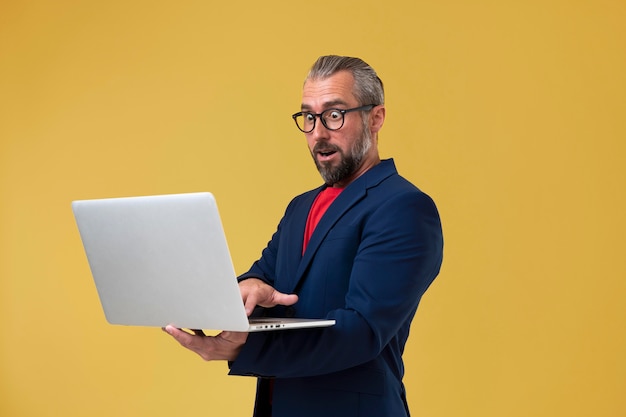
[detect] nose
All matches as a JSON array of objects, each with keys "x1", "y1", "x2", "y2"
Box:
[{"x1": 308, "y1": 117, "x2": 331, "y2": 142}]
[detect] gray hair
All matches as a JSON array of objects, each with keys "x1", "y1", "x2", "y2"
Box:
[{"x1": 306, "y1": 55, "x2": 385, "y2": 106}]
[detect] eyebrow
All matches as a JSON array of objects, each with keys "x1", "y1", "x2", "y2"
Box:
[{"x1": 301, "y1": 99, "x2": 350, "y2": 112}]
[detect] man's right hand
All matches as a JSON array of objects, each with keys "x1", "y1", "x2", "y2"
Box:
[{"x1": 239, "y1": 278, "x2": 299, "y2": 316}]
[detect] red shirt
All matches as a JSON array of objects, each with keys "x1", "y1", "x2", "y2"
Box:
[{"x1": 302, "y1": 187, "x2": 344, "y2": 254}]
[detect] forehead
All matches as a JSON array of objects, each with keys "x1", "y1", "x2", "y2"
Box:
[{"x1": 301, "y1": 71, "x2": 358, "y2": 109}]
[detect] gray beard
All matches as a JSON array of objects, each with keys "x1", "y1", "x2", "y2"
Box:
[{"x1": 313, "y1": 126, "x2": 372, "y2": 186}]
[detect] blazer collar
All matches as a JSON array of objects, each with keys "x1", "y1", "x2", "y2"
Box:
[{"x1": 289, "y1": 159, "x2": 398, "y2": 293}]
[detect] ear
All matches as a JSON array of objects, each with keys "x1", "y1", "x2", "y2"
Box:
[{"x1": 369, "y1": 105, "x2": 386, "y2": 134}]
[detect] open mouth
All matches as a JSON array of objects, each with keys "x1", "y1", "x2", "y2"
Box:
[
  {"x1": 314, "y1": 144, "x2": 339, "y2": 158},
  {"x1": 316, "y1": 150, "x2": 338, "y2": 163},
  {"x1": 313, "y1": 143, "x2": 340, "y2": 163}
]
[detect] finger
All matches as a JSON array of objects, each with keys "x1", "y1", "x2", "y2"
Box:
[
  {"x1": 244, "y1": 293, "x2": 259, "y2": 316},
  {"x1": 163, "y1": 325, "x2": 195, "y2": 346},
  {"x1": 239, "y1": 279, "x2": 298, "y2": 313},
  {"x1": 240, "y1": 279, "x2": 266, "y2": 315},
  {"x1": 270, "y1": 291, "x2": 299, "y2": 307},
  {"x1": 249, "y1": 290, "x2": 298, "y2": 310},
  {"x1": 164, "y1": 326, "x2": 215, "y2": 360}
]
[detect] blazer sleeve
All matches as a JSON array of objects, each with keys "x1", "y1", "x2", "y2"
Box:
[{"x1": 229, "y1": 189, "x2": 443, "y2": 379}]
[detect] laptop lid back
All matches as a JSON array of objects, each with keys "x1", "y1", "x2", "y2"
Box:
[{"x1": 72, "y1": 192, "x2": 251, "y2": 331}]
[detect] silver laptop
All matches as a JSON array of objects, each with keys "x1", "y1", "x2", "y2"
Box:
[{"x1": 72, "y1": 192, "x2": 335, "y2": 332}]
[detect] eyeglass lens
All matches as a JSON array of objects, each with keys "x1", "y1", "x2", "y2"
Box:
[{"x1": 296, "y1": 109, "x2": 345, "y2": 133}]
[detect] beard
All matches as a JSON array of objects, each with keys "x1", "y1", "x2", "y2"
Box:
[{"x1": 312, "y1": 122, "x2": 373, "y2": 186}]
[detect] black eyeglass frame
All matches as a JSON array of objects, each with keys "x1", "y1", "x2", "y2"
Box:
[{"x1": 291, "y1": 104, "x2": 377, "y2": 133}]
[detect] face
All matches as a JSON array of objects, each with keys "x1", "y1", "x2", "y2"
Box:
[{"x1": 300, "y1": 71, "x2": 384, "y2": 187}]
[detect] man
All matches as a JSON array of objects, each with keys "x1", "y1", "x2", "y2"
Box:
[{"x1": 164, "y1": 55, "x2": 444, "y2": 417}]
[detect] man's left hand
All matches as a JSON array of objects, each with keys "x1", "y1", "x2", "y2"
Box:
[{"x1": 162, "y1": 326, "x2": 248, "y2": 361}]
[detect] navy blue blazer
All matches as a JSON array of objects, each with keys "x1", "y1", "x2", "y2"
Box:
[{"x1": 230, "y1": 159, "x2": 443, "y2": 417}]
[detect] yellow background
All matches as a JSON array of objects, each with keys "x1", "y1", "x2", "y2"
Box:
[{"x1": 1, "y1": 1, "x2": 625, "y2": 416}]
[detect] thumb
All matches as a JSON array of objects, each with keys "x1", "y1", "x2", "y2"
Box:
[{"x1": 270, "y1": 291, "x2": 299, "y2": 307}]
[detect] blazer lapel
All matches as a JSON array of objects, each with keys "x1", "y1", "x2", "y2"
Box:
[
  {"x1": 287, "y1": 159, "x2": 398, "y2": 294},
  {"x1": 288, "y1": 184, "x2": 366, "y2": 294}
]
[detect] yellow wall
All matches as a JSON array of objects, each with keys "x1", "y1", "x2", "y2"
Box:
[{"x1": 1, "y1": 1, "x2": 625, "y2": 416}]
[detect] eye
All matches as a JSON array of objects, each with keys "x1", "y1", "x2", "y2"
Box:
[
  {"x1": 304, "y1": 113, "x2": 316, "y2": 122},
  {"x1": 327, "y1": 110, "x2": 342, "y2": 120}
]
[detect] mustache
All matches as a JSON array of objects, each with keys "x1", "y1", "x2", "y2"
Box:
[{"x1": 313, "y1": 143, "x2": 341, "y2": 154}]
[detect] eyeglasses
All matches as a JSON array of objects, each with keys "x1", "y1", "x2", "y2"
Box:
[{"x1": 292, "y1": 104, "x2": 376, "y2": 133}]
